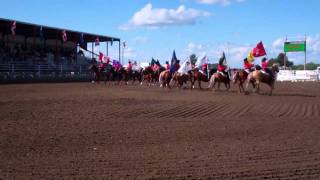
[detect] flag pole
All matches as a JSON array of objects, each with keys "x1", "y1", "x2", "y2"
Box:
[
  {"x1": 122, "y1": 43, "x2": 124, "y2": 65},
  {"x1": 304, "y1": 34, "x2": 307, "y2": 71},
  {"x1": 284, "y1": 36, "x2": 287, "y2": 69}
]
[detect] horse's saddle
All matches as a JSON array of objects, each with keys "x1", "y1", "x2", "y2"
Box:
[{"x1": 218, "y1": 71, "x2": 227, "y2": 77}]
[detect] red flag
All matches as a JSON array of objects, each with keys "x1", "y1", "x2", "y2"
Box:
[
  {"x1": 104, "y1": 56, "x2": 110, "y2": 64},
  {"x1": 95, "y1": 37, "x2": 100, "y2": 46},
  {"x1": 99, "y1": 52, "x2": 104, "y2": 63},
  {"x1": 11, "y1": 21, "x2": 16, "y2": 36},
  {"x1": 61, "y1": 30, "x2": 67, "y2": 42},
  {"x1": 252, "y1": 41, "x2": 266, "y2": 57}
]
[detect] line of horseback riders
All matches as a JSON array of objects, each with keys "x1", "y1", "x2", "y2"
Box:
[{"x1": 89, "y1": 55, "x2": 279, "y2": 95}]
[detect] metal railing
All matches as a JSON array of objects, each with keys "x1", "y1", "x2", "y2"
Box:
[{"x1": 0, "y1": 62, "x2": 93, "y2": 82}]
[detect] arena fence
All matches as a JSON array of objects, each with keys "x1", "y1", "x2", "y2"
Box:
[
  {"x1": 0, "y1": 62, "x2": 93, "y2": 83},
  {"x1": 277, "y1": 70, "x2": 320, "y2": 82}
]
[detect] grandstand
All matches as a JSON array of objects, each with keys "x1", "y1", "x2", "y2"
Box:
[{"x1": 0, "y1": 18, "x2": 120, "y2": 83}]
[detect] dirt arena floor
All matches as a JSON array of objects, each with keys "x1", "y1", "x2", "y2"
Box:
[{"x1": 1, "y1": 81, "x2": 320, "y2": 179}]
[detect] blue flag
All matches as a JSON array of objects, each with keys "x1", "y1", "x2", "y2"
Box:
[
  {"x1": 79, "y1": 33, "x2": 87, "y2": 50},
  {"x1": 170, "y1": 50, "x2": 178, "y2": 73},
  {"x1": 80, "y1": 33, "x2": 84, "y2": 44}
]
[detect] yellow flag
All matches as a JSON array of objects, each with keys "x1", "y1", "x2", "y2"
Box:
[{"x1": 247, "y1": 51, "x2": 255, "y2": 63}]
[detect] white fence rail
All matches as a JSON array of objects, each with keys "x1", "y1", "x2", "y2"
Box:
[{"x1": 277, "y1": 70, "x2": 320, "y2": 82}]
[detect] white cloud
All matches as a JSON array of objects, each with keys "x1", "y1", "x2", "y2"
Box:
[
  {"x1": 120, "y1": 3, "x2": 211, "y2": 30},
  {"x1": 196, "y1": 0, "x2": 246, "y2": 6},
  {"x1": 131, "y1": 36, "x2": 148, "y2": 44}
]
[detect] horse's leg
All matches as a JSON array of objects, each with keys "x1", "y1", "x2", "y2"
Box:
[
  {"x1": 256, "y1": 82, "x2": 260, "y2": 94},
  {"x1": 198, "y1": 80, "x2": 202, "y2": 90},
  {"x1": 269, "y1": 81, "x2": 275, "y2": 96},
  {"x1": 225, "y1": 81, "x2": 230, "y2": 91}
]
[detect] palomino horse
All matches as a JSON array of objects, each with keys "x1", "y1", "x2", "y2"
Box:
[
  {"x1": 208, "y1": 71, "x2": 230, "y2": 91},
  {"x1": 159, "y1": 70, "x2": 172, "y2": 88},
  {"x1": 246, "y1": 64, "x2": 279, "y2": 95},
  {"x1": 169, "y1": 72, "x2": 190, "y2": 88},
  {"x1": 233, "y1": 70, "x2": 255, "y2": 93}
]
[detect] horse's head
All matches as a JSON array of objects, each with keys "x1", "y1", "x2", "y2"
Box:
[{"x1": 272, "y1": 63, "x2": 279, "y2": 73}]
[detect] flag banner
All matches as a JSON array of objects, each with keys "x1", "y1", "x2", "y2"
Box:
[
  {"x1": 61, "y1": 30, "x2": 67, "y2": 42},
  {"x1": 122, "y1": 41, "x2": 127, "y2": 48},
  {"x1": 170, "y1": 50, "x2": 178, "y2": 73},
  {"x1": 79, "y1": 33, "x2": 87, "y2": 50},
  {"x1": 99, "y1": 52, "x2": 104, "y2": 63},
  {"x1": 38, "y1": 26, "x2": 44, "y2": 40},
  {"x1": 247, "y1": 51, "x2": 255, "y2": 63},
  {"x1": 80, "y1": 33, "x2": 84, "y2": 44},
  {"x1": 195, "y1": 55, "x2": 208, "y2": 68},
  {"x1": 252, "y1": 41, "x2": 266, "y2": 57},
  {"x1": 220, "y1": 52, "x2": 227, "y2": 65},
  {"x1": 284, "y1": 41, "x2": 306, "y2": 52},
  {"x1": 11, "y1": 21, "x2": 16, "y2": 36},
  {"x1": 177, "y1": 59, "x2": 191, "y2": 74},
  {"x1": 171, "y1": 50, "x2": 177, "y2": 65},
  {"x1": 95, "y1": 37, "x2": 100, "y2": 46},
  {"x1": 112, "y1": 60, "x2": 122, "y2": 69}
]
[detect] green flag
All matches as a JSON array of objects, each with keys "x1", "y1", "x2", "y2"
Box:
[{"x1": 284, "y1": 41, "x2": 306, "y2": 52}]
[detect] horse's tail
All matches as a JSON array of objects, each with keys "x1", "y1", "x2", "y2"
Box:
[
  {"x1": 159, "y1": 72, "x2": 163, "y2": 87},
  {"x1": 208, "y1": 74, "x2": 215, "y2": 89}
]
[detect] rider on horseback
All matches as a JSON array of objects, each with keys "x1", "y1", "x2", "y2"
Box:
[
  {"x1": 127, "y1": 61, "x2": 132, "y2": 72},
  {"x1": 244, "y1": 58, "x2": 254, "y2": 74},
  {"x1": 165, "y1": 61, "x2": 170, "y2": 70},
  {"x1": 217, "y1": 58, "x2": 229, "y2": 80},
  {"x1": 261, "y1": 57, "x2": 274, "y2": 80},
  {"x1": 152, "y1": 60, "x2": 159, "y2": 71}
]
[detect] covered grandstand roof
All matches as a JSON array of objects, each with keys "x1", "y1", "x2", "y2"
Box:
[{"x1": 0, "y1": 17, "x2": 120, "y2": 43}]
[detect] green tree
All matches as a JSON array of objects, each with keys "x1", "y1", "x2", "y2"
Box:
[
  {"x1": 189, "y1": 54, "x2": 197, "y2": 65},
  {"x1": 269, "y1": 53, "x2": 294, "y2": 67},
  {"x1": 292, "y1": 62, "x2": 320, "y2": 70}
]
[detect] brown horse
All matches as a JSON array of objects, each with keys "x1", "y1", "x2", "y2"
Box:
[
  {"x1": 208, "y1": 71, "x2": 230, "y2": 91},
  {"x1": 159, "y1": 70, "x2": 172, "y2": 88},
  {"x1": 233, "y1": 70, "x2": 255, "y2": 93},
  {"x1": 170, "y1": 72, "x2": 190, "y2": 88},
  {"x1": 88, "y1": 64, "x2": 100, "y2": 83},
  {"x1": 141, "y1": 66, "x2": 154, "y2": 86},
  {"x1": 189, "y1": 69, "x2": 210, "y2": 89},
  {"x1": 246, "y1": 64, "x2": 279, "y2": 95}
]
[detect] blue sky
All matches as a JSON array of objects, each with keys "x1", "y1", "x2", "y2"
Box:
[{"x1": 1, "y1": 0, "x2": 319, "y2": 67}]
